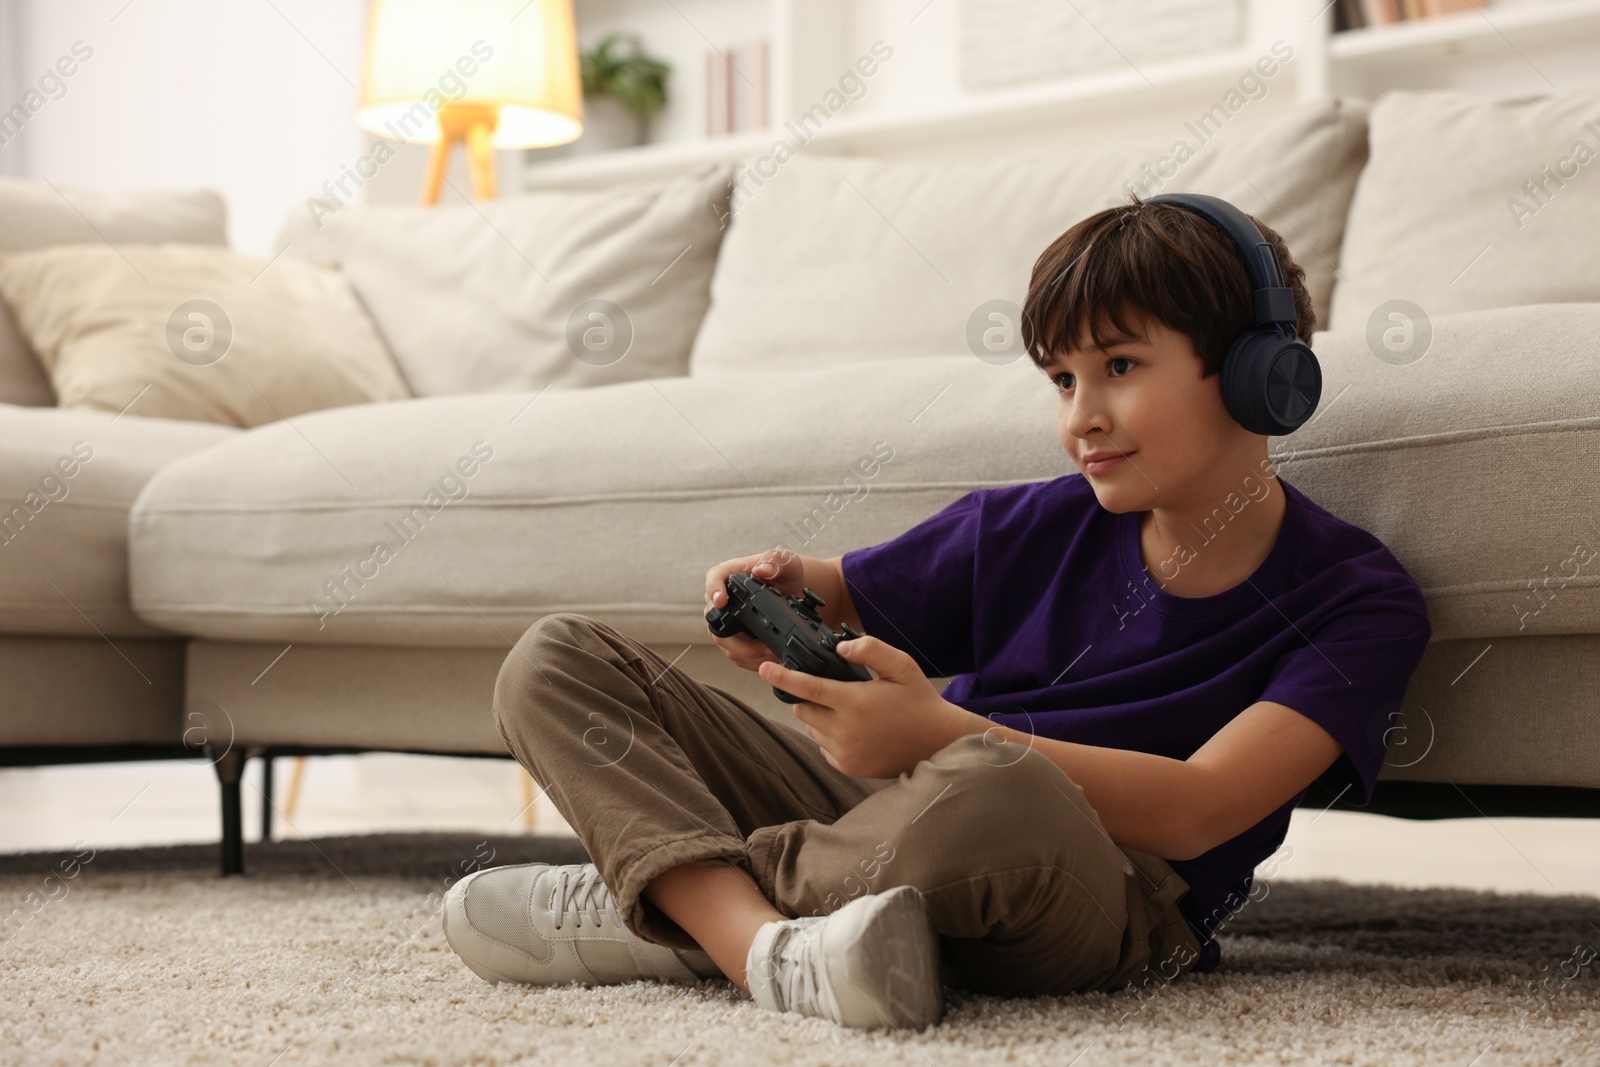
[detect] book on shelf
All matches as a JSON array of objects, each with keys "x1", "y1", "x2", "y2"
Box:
[
  {"x1": 1334, "y1": 0, "x2": 1492, "y2": 30},
  {"x1": 705, "y1": 40, "x2": 769, "y2": 137}
]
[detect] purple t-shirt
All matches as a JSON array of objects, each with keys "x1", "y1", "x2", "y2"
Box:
[{"x1": 839, "y1": 473, "x2": 1431, "y2": 974}]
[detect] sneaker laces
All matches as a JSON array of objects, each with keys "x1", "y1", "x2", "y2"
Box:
[
  {"x1": 551, "y1": 866, "x2": 621, "y2": 932},
  {"x1": 769, "y1": 919, "x2": 837, "y2": 1019}
]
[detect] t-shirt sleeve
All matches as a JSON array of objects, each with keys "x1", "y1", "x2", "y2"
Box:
[
  {"x1": 838, "y1": 490, "x2": 982, "y2": 681},
  {"x1": 1258, "y1": 586, "x2": 1432, "y2": 806}
]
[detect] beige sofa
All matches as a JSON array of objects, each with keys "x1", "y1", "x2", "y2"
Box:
[{"x1": 3, "y1": 90, "x2": 1598, "y2": 875}]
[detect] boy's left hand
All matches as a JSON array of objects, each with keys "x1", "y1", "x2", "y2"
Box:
[{"x1": 758, "y1": 635, "x2": 980, "y2": 779}]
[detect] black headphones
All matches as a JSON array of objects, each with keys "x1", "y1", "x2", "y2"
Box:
[{"x1": 1142, "y1": 192, "x2": 1321, "y2": 436}]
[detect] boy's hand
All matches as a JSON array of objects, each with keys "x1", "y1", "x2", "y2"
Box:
[
  {"x1": 759, "y1": 635, "x2": 983, "y2": 779},
  {"x1": 704, "y1": 549, "x2": 807, "y2": 672}
]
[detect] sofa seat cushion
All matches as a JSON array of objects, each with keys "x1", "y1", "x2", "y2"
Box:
[
  {"x1": 0, "y1": 404, "x2": 237, "y2": 638},
  {"x1": 129, "y1": 354, "x2": 1061, "y2": 647},
  {"x1": 129, "y1": 302, "x2": 1598, "y2": 650}
]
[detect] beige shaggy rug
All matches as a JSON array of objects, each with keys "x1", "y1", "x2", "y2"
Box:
[{"x1": 1, "y1": 832, "x2": 1596, "y2": 1066}]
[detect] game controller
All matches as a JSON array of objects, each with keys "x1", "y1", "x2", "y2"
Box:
[{"x1": 705, "y1": 571, "x2": 872, "y2": 704}]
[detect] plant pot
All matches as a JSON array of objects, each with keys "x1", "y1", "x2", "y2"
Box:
[{"x1": 567, "y1": 94, "x2": 652, "y2": 155}]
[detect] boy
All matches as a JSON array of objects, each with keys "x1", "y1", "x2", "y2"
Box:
[{"x1": 441, "y1": 193, "x2": 1433, "y2": 1031}]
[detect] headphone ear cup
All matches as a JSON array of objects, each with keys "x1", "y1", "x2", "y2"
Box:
[{"x1": 1220, "y1": 331, "x2": 1322, "y2": 436}]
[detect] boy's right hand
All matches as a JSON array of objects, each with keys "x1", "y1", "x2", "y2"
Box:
[{"x1": 704, "y1": 549, "x2": 807, "y2": 671}]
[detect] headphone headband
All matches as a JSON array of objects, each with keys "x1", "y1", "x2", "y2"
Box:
[
  {"x1": 1134, "y1": 191, "x2": 1321, "y2": 436},
  {"x1": 1142, "y1": 192, "x2": 1297, "y2": 332}
]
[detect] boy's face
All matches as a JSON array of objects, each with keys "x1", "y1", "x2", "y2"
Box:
[{"x1": 1042, "y1": 313, "x2": 1257, "y2": 515}]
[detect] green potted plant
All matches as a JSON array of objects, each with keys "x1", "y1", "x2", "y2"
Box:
[{"x1": 571, "y1": 32, "x2": 671, "y2": 154}]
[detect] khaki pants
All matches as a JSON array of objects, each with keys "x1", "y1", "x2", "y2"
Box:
[{"x1": 492, "y1": 612, "x2": 1203, "y2": 996}]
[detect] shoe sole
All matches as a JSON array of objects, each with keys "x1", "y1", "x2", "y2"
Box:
[{"x1": 825, "y1": 885, "x2": 945, "y2": 1030}]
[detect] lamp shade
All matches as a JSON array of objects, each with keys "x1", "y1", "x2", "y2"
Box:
[{"x1": 357, "y1": 0, "x2": 583, "y2": 149}]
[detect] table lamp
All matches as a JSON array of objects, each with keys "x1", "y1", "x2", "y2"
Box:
[{"x1": 357, "y1": 0, "x2": 583, "y2": 205}]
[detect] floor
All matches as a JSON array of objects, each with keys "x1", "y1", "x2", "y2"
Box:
[
  {"x1": 10, "y1": 830, "x2": 1595, "y2": 1066},
  {"x1": 1, "y1": 753, "x2": 1598, "y2": 898}
]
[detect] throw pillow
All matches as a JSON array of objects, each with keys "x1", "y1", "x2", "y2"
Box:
[
  {"x1": 0, "y1": 179, "x2": 227, "y2": 406},
  {"x1": 0, "y1": 243, "x2": 411, "y2": 428}
]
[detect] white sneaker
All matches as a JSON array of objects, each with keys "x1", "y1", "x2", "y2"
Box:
[
  {"x1": 442, "y1": 862, "x2": 722, "y2": 986},
  {"x1": 745, "y1": 884, "x2": 944, "y2": 1031}
]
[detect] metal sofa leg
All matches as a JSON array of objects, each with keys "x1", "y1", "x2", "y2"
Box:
[
  {"x1": 212, "y1": 747, "x2": 247, "y2": 876},
  {"x1": 261, "y1": 755, "x2": 274, "y2": 842}
]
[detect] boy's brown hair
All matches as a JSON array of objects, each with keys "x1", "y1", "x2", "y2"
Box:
[{"x1": 1022, "y1": 194, "x2": 1316, "y2": 378}]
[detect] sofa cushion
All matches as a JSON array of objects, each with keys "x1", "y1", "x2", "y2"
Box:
[
  {"x1": 128, "y1": 356, "x2": 1059, "y2": 647},
  {"x1": 688, "y1": 96, "x2": 1368, "y2": 374},
  {"x1": 0, "y1": 178, "x2": 227, "y2": 408},
  {"x1": 275, "y1": 162, "x2": 734, "y2": 397},
  {"x1": 1272, "y1": 301, "x2": 1600, "y2": 644},
  {"x1": 129, "y1": 302, "x2": 1599, "y2": 649},
  {"x1": 0, "y1": 404, "x2": 236, "y2": 638},
  {"x1": 0, "y1": 244, "x2": 411, "y2": 428},
  {"x1": 1328, "y1": 89, "x2": 1600, "y2": 332}
]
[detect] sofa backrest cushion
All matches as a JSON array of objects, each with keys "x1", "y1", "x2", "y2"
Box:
[
  {"x1": 276, "y1": 162, "x2": 734, "y2": 397},
  {"x1": 1328, "y1": 89, "x2": 1600, "y2": 332},
  {"x1": 0, "y1": 179, "x2": 227, "y2": 407},
  {"x1": 688, "y1": 97, "x2": 1369, "y2": 375}
]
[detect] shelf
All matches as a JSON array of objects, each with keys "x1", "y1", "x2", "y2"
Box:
[
  {"x1": 775, "y1": 47, "x2": 1269, "y2": 148},
  {"x1": 521, "y1": 130, "x2": 771, "y2": 188},
  {"x1": 1329, "y1": 0, "x2": 1600, "y2": 64},
  {"x1": 522, "y1": 45, "x2": 1271, "y2": 188},
  {"x1": 516, "y1": 0, "x2": 1600, "y2": 191}
]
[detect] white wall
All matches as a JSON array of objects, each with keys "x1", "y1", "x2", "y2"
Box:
[
  {"x1": 1, "y1": 0, "x2": 574, "y2": 251},
  {"x1": 4, "y1": 0, "x2": 1597, "y2": 250},
  {"x1": 4, "y1": 0, "x2": 367, "y2": 255}
]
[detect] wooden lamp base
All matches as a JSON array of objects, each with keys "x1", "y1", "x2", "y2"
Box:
[{"x1": 421, "y1": 103, "x2": 499, "y2": 205}]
